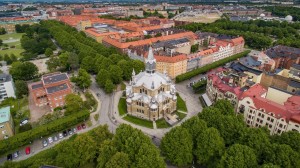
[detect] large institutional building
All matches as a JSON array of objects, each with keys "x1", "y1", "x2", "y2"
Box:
[
  {"x1": 0, "y1": 106, "x2": 14, "y2": 140},
  {"x1": 126, "y1": 47, "x2": 178, "y2": 123},
  {"x1": 28, "y1": 73, "x2": 72, "y2": 111}
]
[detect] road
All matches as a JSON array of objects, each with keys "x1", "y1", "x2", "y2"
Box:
[{"x1": 0, "y1": 74, "x2": 205, "y2": 164}]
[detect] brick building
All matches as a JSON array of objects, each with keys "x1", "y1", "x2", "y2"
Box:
[{"x1": 28, "y1": 73, "x2": 72, "y2": 110}]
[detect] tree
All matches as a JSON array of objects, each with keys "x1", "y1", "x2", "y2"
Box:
[
  {"x1": 181, "y1": 116, "x2": 207, "y2": 143},
  {"x1": 4, "y1": 54, "x2": 12, "y2": 65},
  {"x1": 64, "y1": 94, "x2": 84, "y2": 116},
  {"x1": 194, "y1": 128, "x2": 225, "y2": 167},
  {"x1": 0, "y1": 39, "x2": 2, "y2": 46},
  {"x1": 264, "y1": 143, "x2": 300, "y2": 168},
  {"x1": 117, "y1": 60, "x2": 132, "y2": 81},
  {"x1": 10, "y1": 54, "x2": 17, "y2": 63},
  {"x1": 191, "y1": 44, "x2": 199, "y2": 53},
  {"x1": 45, "y1": 48, "x2": 53, "y2": 57},
  {"x1": 67, "y1": 52, "x2": 79, "y2": 71},
  {"x1": 97, "y1": 140, "x2": 118, "y2": 168},
  {"x1": 109, "y1": 65, "x2": 123, "y2": 84},
  {"x1": 160, "y1": 127, "x2": 193, "y2": 166},
  {"x1": 155, "y1": 33, "x2": 162, "y2": 37},
  {"x1": 0, "y1": 28, "x2": 6, "y2": 35},
  {"x1": 105, "y1": 152, "x2": 130, "y2": 168},
  {"x1": 9, "y1": 62, "x2": 38, "y2": 80},
  {"x1": 46, "y1": 56, "x2": 61, "y2": 71},
  {"x1": 218, "y1": 144, "x2": 258, "y2": 168},
  {"x1": 15, "y1": 80, "x2": 29, "y2": 99},
  {"x1": 272, "y1": 131, "x2": 300, "y2": 154},
  {"x1": 104, "y1": 79, "x2": 115, "y2": 93},
  {"x1": 134, "y1": 143, "x2": 165, "y2": 168},
  {"x1": 72, "y1": 69, "x2": 91, "y2": 90},
  {"x1": 214, "y1": 99, "x2": 235, "y2": 116},
  {"x1": 96, "y1": 69, "x2": 111, "y2": 88},
  {"x1": 239, "y1": 128, "x2": 271, "y2": 163}
]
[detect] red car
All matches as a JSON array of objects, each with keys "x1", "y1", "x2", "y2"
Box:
[
  {"x1": 77, "y1": 125, "x2": 82, "y2": 131},
  {"x1": 25, "y1": 147, "x2": 30, "y2": 155}
]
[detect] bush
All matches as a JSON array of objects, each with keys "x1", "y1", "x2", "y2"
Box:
[
  {"x1": 192, "y1": 80, "x2": 207, "y2": 93},
  {"x1": 0, "y1": 110, "x2": 90, "y2": 154},
  {"x1": 175, "y1": 50, "x2": 250, "y2": 83}
]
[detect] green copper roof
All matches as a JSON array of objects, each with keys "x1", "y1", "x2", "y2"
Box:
[{"x1": 0, "y1": 106, "x2": 10, "y2": 124}]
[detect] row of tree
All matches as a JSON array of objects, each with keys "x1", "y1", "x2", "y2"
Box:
[
  {"x1": 2, "y1": 124, "x2": 165, "y2": 168},
  {"x1": 41, "y1": 20, "x2": 145, "y2": 93},
  {"x1": 263, "y1": 6, "x2": 300, "y2": 21},
  {"x1": 178, "y1": 19, "x2": 300, "y2": 49},
  {"x1": 0, "y1": 28, "x2": 6, "y2": 35},
  {"x1": 160, "y1": 100, "x2": 300, "y2": 167}
]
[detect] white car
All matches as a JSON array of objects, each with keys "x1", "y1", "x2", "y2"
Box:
[
  {"x1": 58, "y1": 133, "x2": 63, "y2": 139},
  {"x1": 20, "y1": 119, "x2": 28, "y2": 126},
  {"x1": 43, "y1": 140, "x2": 48, "y2": 147},
  {"x1": 48, "y1": 137, "x2": 53, "y2": 144}
]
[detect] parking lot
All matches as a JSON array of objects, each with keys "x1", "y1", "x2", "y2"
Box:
[{"x1": 4, "y1": 123, "x2": 87, "y2": 162}]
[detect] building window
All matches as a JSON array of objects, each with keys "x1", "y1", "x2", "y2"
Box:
[
  {"x1": 271, "y1": 119, "x2": 274, "y2": 122},
  {"x1": 261, "y1": 114, "x2": 264, "y2": 118},
  {"x1": 279, "y1": 124, "x2": 283, "y2": 128},
  {"x1": 267, "y1": 117, "x2": 270, "y2": 121}
]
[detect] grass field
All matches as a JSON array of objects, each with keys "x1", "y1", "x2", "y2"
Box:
[
  {"x1": 156, "y1": 118, "x2": 171, "y2": 129},
  {"x1": 176, "y1": 93, "x2": 187, "y2": 113},
  {"x1": 123, "y1": 115, "x2": 153, "y2": 129},
  {"x1": 0, "y1": 33, "x2": 25, "y2": 57},
  {"x1": 118, "y1": 97, "x2": 127, "y2": 116},
  {"x1": 176, "y1": 111, "x2": 187, "y2": 120}
]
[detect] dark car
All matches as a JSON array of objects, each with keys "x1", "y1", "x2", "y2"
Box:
[
  {"x1": 77, "y1": 125, "x2": 82, "y2": 131},
  {"x1": 63, "y1": 130, "x2": 68, "y2": 137},
  {"x1": 81, "y1": 123, "x2": 86, "y2": 129},
  {"x1": 7, "y1": 154, "x2": 12, "y2": 161}
]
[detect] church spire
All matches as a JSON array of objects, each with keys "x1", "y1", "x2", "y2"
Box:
[{"x1": 145, "y1": 46, "x2": 156, "y2": 74}]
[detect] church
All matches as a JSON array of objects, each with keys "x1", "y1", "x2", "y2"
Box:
[{"x1": 126, "y1": 46, "x2": 177, "y2": 122}]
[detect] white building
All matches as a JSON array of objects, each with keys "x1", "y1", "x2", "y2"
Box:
[
  {"x1": 0, "y1": 74, "x2": 16, "y2": 102},
  {"x1": 238, "y1": 84, "x2": 300, "y2": 135}
]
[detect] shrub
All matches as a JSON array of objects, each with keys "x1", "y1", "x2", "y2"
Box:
[{"x1": 175, "y1": 50, "x2": 250, "y2": 83}]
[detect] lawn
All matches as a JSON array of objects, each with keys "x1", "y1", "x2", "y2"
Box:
[
  {"x1": 176, "y1": 93, "x2": 187, "y2": 113},
  {"x1": 156, "y1": 118, "x2": 171, "y2": 128},
  {"x1": 176, "y1": 111, "x2": 187, "y2": 120},
  {"x1": 0, "y1": 33, "x2": 25, "y2": 58},
  {"x1": 118, "y1": 97, "x2": 127, "y2": 116},
  {"x1": 123, "y1": 115, "x2": 153, "y2": 129}
]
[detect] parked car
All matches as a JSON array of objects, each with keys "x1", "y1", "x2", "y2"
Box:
[
  {"x1": 43, "y1": 140, "x2": 48, "y2": 147},
  {"x1": 77, "y1": 125, "x2": 82, "y2": 131},
  {"x1": 81, "y1": 123, "x2": 86, "y2": 129},
  {"x1": 53, "y1": 135, "x2": 58, "y2": 141},
  {"x1": 7, "y1": 154, "x2": 12, "y2": 161},
  {"x1": 25, "y1": 147, "x2": 30, "y2": 155},
  {"x1": 20, "y1": 118, "x2": 29, "y2": 126},
  {"x1": 48, "y1": 137, "x2": 53, "y2": 144},
  {"x1": 58, "y1": 133, "x2": 64, "y2": 139},
  {"x1": 72, "y1": 128, "x2": 77, "y2": 133},
  {"x1": 63, "y1": 130, "x2": 68, "y2": 137},
  {"x1": 13, "y1": 151, "x2": 19, "y2": 158},
  {"x1": 68, "y1": 129, "x2": 73, "y2": 135}
]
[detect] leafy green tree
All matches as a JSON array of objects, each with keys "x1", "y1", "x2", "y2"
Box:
[
  {"x1": 46, "y1": 56, "x2": 61, "y2": 71},
  {"x1": 105, "y1": 152, "x2": 130, "y2": 168},
  {"x1": 4, "y1": 54, "x2": 12, "y2": 65},
  {"x1": 218, "y1": 144, "x2": 258, "y2": 168},
  {"x1": 117, "y1": 60, "x2": 132, "y2": 81},
  {"x1": 0, "y1": 28, "x2": 6, "y2": 35},
  {"x1": 64, "y1": 94, "x2": 84, "y2": 115},
  {"x1": 261, "y1": 163, "x2": 281, "y2": 168},
  {"x1": 181, "y1": 116, "x2": 207, "y2": 142},
  {"x1": 88, "y1": 125, "x2": 113, "y2": 147},
  {"x1": 68, "y1": 52, "x2": 79, "y2": 71},
  {"x1": 160, "y1": 127, "x2": 193, "y2": 166},
  {"x1": 134, "y1": 143, "x2": 165, "y2": 168},
  {"x1": 10, "y1": 54, "x2": 17, "y2": 63},
  {"x1": 239, "y1": 128, "x2": 271, "y2": 163},
  {"x1": 271, "y1": 131, "x2": 300, "y2": 154},
  {"x1": 104, "y1": 79, "x2": 114, "y2": 93},
  {"x1": 264, "y1": 144, "x2": 300, "y2": 168},
  {"x1": 96, "y1": 69, "x2": 111, "y2": 88},
  {"x1": 214, "y1": 99, "x2": 235, "y2": 116},
  {"x1": 15, "y1": 80, "x2": 29, "y2": 99},
  {"x1": 45, "y1": 48, "x2": 53, "y2": 57},
  {"x1": 97, "y1": 140, "x2": 118, "y2": 168},
  {"x1": 59, "y1": 52, "x2": 70, "y2": 70},
  {"x1": 132, "y1": 60, "x2": 145, "y2": 73},
  {"x1": 194, "y1": 128, "x2": 225, "y2": 167},
  {"x1": 72, "y1": 69, "x2": 91, "y2": 90},
  {"x1": 109, "y1": 65, "x2": 123, "y2": 84},
  {"x1": 81, "y1": 56, "x2": 95, "y2": 73},
  {"x1": 0, "y1": 39, "x2": 2, "y2": 46},
  {"x1": 9, "y1": 61, "x2": 38, "y2": 80}
]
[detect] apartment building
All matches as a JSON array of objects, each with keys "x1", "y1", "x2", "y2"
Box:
[
  {"x1": 28, "y1": 73, "x2": 72, "y2": 110},
  {"x1": 0, "y1": 106, "x2": 14, "y2": 140},
  {"x1": 0, "y1": 74, "x2": 16, "y2": 102},
  {"x1": 238, "y1": 84, "x2": 300, "y2": 135}
]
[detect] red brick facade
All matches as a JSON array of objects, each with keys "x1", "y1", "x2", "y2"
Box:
[{"x1": 28, "y1": 73, "x2": 72, "y2": 110}]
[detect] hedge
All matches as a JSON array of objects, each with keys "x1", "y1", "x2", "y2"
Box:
[
  {"x1": 0, "y1": 110, "x2": 90, "y2": 155},
  {"x1": 192, "y1": 80, "x2": 207, "y2": 92},
  {"x1": 175, "y1": 50, "x2": 250, "y2": 83}
]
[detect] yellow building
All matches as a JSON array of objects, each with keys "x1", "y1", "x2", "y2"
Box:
[
  {"x1": 155, "y1": 54, "x2": 187, "y2": 79},
  {"x1": 0, "y1": 106, "x2": 14, "y2": 140},
  {"x1": 76, "y1": 20, "x2": 92, "y2": 31}
]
